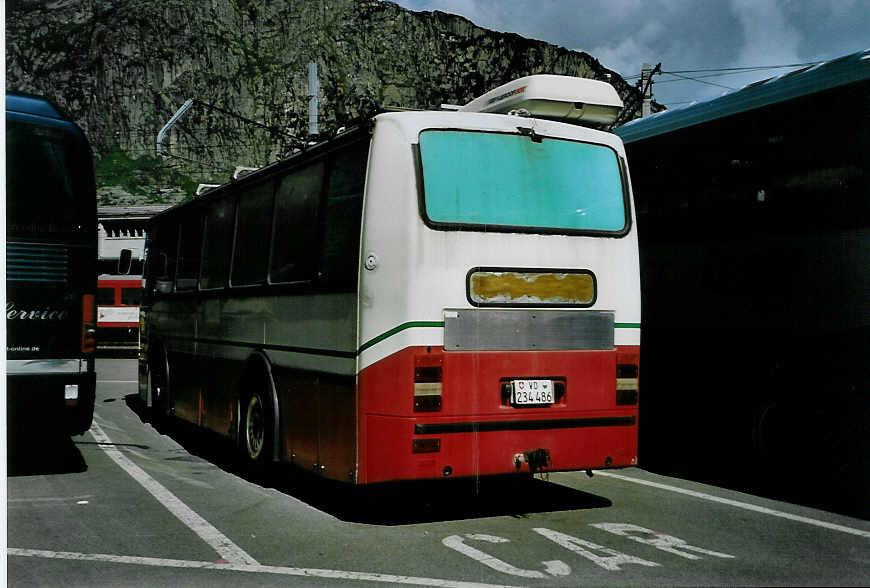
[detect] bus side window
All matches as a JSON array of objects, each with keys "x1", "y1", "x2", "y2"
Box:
[
  {"x1": 152, "y1": 224, "x2": 179, "y2": 294},
  {"x1": 231, "y1": 182, "x2": 275, "y2": 287},
  {"x1": 320, "y1": 141, "x2": 367, "y2": 287},
  {"x1": 270, "y1": 161, "x2": 324, "y2": 284},
  {"x1": 121, "y1": 287, "x2": 142, "y2": 306},
  {"x1": 97, "y1": 286, "x2": 116, "y2": 306},
  {"x1": 200, "y1": 197, "x2": 235, "y2": 290},
  {"x1": 176, "y1": 212, "x2": 203, "y2": 291}
]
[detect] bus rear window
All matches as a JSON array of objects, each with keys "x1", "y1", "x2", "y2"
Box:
[
  {"x1": 419, "y1": 130, "x2": 627, "y2": 234},
  {"x1": 6, "y1": 119, "x2": 92, "y2": 236}
]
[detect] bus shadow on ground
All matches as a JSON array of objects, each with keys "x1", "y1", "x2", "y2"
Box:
[
  {"x1": 124, "y1": 393, "x2": 150, "y2": 423},
  {"x1": 7, "y1": 416, "x2": 88, "y2": 477},
  {"x1": 123, "y1": 394, "x2": 612, "y2": 524},
  {"x1": 124, "y1": 394, "x2": 613, "y2": 525},
  {"x1": 266, "y1": 470, "x2": 614, "y2": 525}
]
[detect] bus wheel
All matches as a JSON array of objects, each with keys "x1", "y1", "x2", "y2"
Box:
[{"x1": 243, "y1": 390, "x2": 272, "y2": 465}]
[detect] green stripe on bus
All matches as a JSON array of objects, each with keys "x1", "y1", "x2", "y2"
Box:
[
  {"x1": 615, "y1": 323, "x2": 641, "y2": 328},
  {"x1": 359, "y1": 321, "x2": 445, "y2": 353}
]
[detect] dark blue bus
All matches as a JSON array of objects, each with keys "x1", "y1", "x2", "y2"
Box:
[{"x1": 6, "y1": 93, "x2": 97, "y2": 435}]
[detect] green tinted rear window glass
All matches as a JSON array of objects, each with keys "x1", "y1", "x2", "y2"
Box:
[{"x1": 420, "y1": 130, "x2": 626, "y2": 233}]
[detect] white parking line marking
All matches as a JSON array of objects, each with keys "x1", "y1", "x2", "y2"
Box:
[
  {"x1": 591, "y1": 523, "x2": 735, "y2": 560},
  {"x1": 8, "y1": 548, "x2": 518, "y2": 588},
  {"x1": 89, "y1": 420, "x2": 259, "y2": 565},
  {"x1": 595, "y1": 470, "x2": 870, "y2": 539},
  {"x1": 532, "y1": 528, "x2": 659, "y2": 571},
  {"x1": 442, "y1": 534, "x2": 555, "y2": 579}
]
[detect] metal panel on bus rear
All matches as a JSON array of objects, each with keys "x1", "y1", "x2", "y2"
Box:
[{"x1": 443, "y1": 308, "x2": 614, "y2": 351}]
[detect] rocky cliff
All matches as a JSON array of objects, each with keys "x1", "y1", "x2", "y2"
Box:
[{"x1": 7, "y1": 0, "x2": 648, "y2": 204}]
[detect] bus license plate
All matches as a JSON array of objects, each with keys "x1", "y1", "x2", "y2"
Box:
[{"x1": 511, "y1": 380, "x2": 553, "y2": 406}]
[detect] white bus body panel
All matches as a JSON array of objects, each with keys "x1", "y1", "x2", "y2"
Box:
[{"x1": 358, "y1": 111, "x2": 640, "y2": 372}]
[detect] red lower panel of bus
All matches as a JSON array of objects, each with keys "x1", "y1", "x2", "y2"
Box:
[{"x1": 358, "y1": 345, "x2": 639, "y2": 484}]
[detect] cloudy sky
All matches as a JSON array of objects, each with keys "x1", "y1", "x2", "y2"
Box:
[{"x1": 389, "y1": 0, "x2": 870, "y2": 108}]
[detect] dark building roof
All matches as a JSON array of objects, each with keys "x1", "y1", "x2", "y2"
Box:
[
  {"x1": 98, "y1": 205, "x2": 171, "y2": 220},
  {"x1": 615, "y1": 48, "x2": 870, "y2": 144}
]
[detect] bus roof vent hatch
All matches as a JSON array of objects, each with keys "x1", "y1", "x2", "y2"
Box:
[{"x1": 460, "y1": 75, "x2": 623, "y2": 127}]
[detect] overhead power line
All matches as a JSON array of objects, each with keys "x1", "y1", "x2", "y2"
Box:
[
  {"x1": 194, "y1": 99, "x2": 299, "y2": 139},
  {"x1": 660, "y1": 71, "x2": 736, "y2": 91},
  {"x1": 664, "y1": 60, "x2": 822, "y2": 74},
  {"x1": 654, "y1": 68, "x2": 800, "y2": 84},
  {"x1": 618, "y1": 59, "x2": 828, "y2": 108},
  {"x1": 622, "y1": 59, "x2": 824, "y2": 80},
  {"x1": 156, "y1": 98, "x2": 306, "y2": 158}
]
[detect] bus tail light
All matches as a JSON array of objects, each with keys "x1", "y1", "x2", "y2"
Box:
[
  {"x1": 82, "y1": 294, "x2": 96, "y2": 354},
  {"x1": 616, "y1": 363, "x2": 639, "y2": 405},
  {"x1": 414, "y1": 353, "x2": 443, "y2": 412}
]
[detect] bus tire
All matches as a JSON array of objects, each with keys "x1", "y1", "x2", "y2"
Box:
[
  {"x1": 243, "y1": 390, "x2": 270, "y2": 464},
  {"x1": 241, "y1": 361, "x2": 276, "y2": 471}
]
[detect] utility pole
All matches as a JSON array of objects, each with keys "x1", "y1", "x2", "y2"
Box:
[
  {"x1": 640, "y1": 63, "x2": 653, "y2": 117},
  {"x1": 637, "y1": 62, "x2": 661, "y2": 118},
  {"x1": 607, "y1": 62, "x2": 660, "y2": 129},
  {"x1": 308, "y1": 62, "x2": 319, "y2": 138}
]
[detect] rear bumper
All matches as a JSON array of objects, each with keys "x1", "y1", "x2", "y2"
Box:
[
  {"x1": 7, "y1": 360, "x2": 96, "y2": 435},
  {"x1": 364, "y1": 412, "x2": 638, "y2": 483},
  {"x1": 358, "y1": 345, "x2": 639, "y2": 483}
]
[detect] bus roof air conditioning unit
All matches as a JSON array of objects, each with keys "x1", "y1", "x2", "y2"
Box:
[{"x1": 460, "y1": 75, "x2": 623, "y2": 126}]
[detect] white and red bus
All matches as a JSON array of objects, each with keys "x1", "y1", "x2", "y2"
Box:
[
  {"x1": 97, "y1": 275, "x2": 142, "y2": 349},
  {"x1": 138, "y1": 75, "x2": 641, "y2": 484}
]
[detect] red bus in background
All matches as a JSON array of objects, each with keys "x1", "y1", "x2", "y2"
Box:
[{"x1": 97, "y1": 276, "x2": 142, "y2": 350}]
